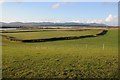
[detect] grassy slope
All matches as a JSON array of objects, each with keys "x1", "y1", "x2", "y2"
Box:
[{"x1": 2, "y1": 29, "x2": 118, "y2": 78}]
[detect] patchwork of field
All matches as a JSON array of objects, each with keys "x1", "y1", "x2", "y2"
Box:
[{"x1": 2, "y1": 28, "x2": 118, "y2": 79}]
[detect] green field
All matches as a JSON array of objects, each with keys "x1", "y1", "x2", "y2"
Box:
[
  {"x1": 2, "y1": 29, "x2": 118, "y2": 79},
  {"x1": 3, "y1": 29, "x2": 100, "y2": 40}
]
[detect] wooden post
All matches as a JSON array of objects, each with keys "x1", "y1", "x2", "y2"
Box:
[
  {"x1": 103, "y1": 44, "x2": 104, "y2": 50},
  {"x1": 86, "y1": 44, "x2": 87, "y2": 49}
]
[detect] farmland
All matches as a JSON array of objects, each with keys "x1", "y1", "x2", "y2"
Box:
[
  {"x1": 3, "y1": 29, "x2": 100, "y2": 40},
  {"x1": 1, "y1": 28, "x2": 118, "y2": 79}
]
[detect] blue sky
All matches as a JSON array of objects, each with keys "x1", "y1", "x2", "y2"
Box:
[{"x1": 0, "y1": 2, "x2": 118, "y2": 26}]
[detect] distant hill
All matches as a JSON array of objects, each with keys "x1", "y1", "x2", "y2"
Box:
[{"x1": 0, "y1": 22, "x2": 107, "y2": 28}]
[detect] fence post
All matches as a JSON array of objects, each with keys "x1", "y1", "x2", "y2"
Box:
[
  {"x1": 86, "y1": 44, "x2": 87, "y2": 49},
  {"x1": 103, "y1": 44, "x2": 104, "y2": 50}
]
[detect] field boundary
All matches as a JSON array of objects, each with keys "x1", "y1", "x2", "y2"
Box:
[{"x1": 1, "y1": 30, "x2": 108, "y2": 43}]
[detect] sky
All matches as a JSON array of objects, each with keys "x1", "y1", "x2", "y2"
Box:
[{"x1": 0, "y1": 2, "x2": 118, "y2": 26}]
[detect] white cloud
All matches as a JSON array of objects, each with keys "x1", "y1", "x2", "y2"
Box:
[
  {"x1": 81, "y1": 14, "x2": 117, "y2": 26},
  {"x1": 105, "y1": 14, "x2": 116, "y2": 22},
  {"x1": 65, "y1": 14, "x2": 118, "y2": 26},
  {"x1": 67, "y1": 19, "x2": 104, "y2": 24},
  {"x1": 69, "y1": 20, "x2": 80, "y2": 23},
  {"x1": 105, "y1": 14, "x2": 118, "y2": 26},
  {"x1": 85, "y1": 19, "x2": 104, "y2": 24},
  {"x1": 52, "y1": 3, "x2": 60, "y2": 9},
  {"x1": 0, "y1": 0, "x2": 4, "y2": 5}
]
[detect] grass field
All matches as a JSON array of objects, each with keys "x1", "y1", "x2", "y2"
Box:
[
  {"x1": 2, "y1": 29, "x2": 118, "y2": 79},
  {"x1": 3, "y1": 29, "x2": 100, "y2": 40}
]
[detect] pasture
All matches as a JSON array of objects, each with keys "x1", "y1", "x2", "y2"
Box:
[
  {"x1": 3, "y1": 29, "x2": 100, "y2": 40},
  {"x1": 2, "y1": 28, "x2": 118, "y2": 79}
]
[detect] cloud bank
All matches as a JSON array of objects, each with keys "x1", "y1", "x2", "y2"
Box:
[
  {"x1": 69, "y1": 14, "x2": 118, "y2": 26},
  {"x1": 1, "y1": 14, "x2": 118, "y2": 26}
]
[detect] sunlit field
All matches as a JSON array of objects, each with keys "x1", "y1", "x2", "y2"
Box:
[
  {"x1": 2, "y1": 28, "x2": 118, "y2": 79},
  {"x1": 3, "y1": 29, "x2": 100, "y2": 40}
]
